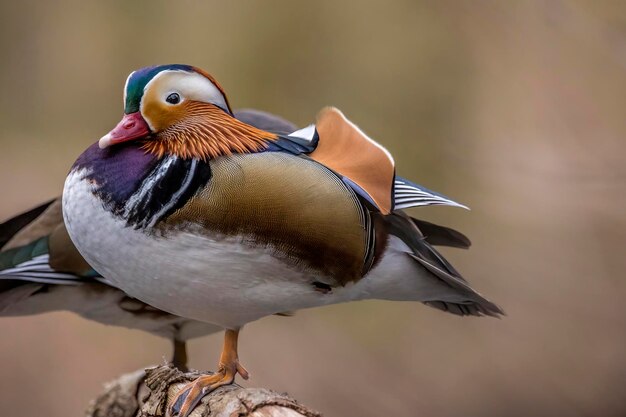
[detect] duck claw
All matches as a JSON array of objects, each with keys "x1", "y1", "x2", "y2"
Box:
[{"x1": 168, "y1": 370, "x2": 237, "y2": 417}]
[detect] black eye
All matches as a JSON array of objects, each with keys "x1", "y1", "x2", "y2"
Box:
[{"x1": 166, "y1": 93, "x2": 180, "y2": 104}]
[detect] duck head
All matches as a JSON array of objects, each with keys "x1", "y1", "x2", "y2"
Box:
[{"x1": 99, "y1": 64, "x2": 274, "y2": 160}]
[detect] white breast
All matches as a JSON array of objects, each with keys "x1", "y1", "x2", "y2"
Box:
[
  {"x1": 63, "y1": 171, "x2": 340, "y2": 328},
  {"x1": 63, "y1": 170, "x2": 444, "y2": 329}
]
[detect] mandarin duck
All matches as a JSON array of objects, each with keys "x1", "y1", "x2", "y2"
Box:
[
  {"x1": 60, "y1": 64, "x2": 503, "y2": 417},
  {"x1": 0, "y1": 109, "x2": 298, "y2": 370}
]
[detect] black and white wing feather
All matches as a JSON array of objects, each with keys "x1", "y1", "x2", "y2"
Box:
[{"x1": 393, "y1": 176, "x2": 469, "y2": 211}]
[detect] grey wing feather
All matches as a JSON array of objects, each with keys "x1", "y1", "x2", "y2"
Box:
[
  {"x1": 386, "y1": 213, "x2": 503, "y2": 318},
  {"x1": 0, "y1": 281, "x2": 43, "y2": 312},
  {"x1": 411, "y1": 217, "x2": 471, "y2": 249},
  {"x1": 0, "y1": 199, "x2": 55, "y2": 249}
]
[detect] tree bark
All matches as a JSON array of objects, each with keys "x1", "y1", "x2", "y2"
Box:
[{"x1": 86, "y1": 364, "x2": 322, "y2": 417}]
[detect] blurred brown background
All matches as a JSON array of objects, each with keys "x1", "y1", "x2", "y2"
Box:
[{"x1": 1, "y1": 1, "x2": 625, "y2": 416}]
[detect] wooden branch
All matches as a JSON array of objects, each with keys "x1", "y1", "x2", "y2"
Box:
[{"x1": 86, "y1": 364, "x2": 322, "y2": 417}]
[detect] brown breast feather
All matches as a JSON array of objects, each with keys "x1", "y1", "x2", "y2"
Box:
[
  {"x1": 163, "y1": 152, "x2": 368, "y2": 285},
  {"x1": 310, "y1": 107, "x2": 395, "y2": 214}
]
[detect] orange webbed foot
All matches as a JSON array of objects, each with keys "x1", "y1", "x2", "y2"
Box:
[{"x1": 169, "y1": 329, "x2": 248, "y2": 417}]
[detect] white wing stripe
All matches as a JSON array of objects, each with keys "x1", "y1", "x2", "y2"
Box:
[
  {"x1": 394, "y1": 191, "x2": 433, "y2": 197},
  {"x1": 0, "y1": 275, "x2": 81, "y2": 285},
  {"x1": 395, "y1": 201, "x2": 452, "y2": 210},
  {"x1": 287, "y1": 124, "x2": 316, "y2": 142},
  {"x1": 395, "y1": 196, "x2": 447, "y2": 203},
  {"x1": 0, "y1": 253, "x2": 82, "y2": 285},
  {"x1": 4, "y1": 272, "x2": 79, "y2": 280}
]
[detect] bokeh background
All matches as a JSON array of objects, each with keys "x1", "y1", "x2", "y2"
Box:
[{"x1": 1, "y1": 1, "x2": 625, "y2": 416}]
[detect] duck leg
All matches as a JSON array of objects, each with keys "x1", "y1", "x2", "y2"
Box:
[
  {"x1": 172, "y1": 339, "x2": 189, "y2": 372},
  {"x1": 169, "y1": 329, "x2": 249, "y2": 417}
]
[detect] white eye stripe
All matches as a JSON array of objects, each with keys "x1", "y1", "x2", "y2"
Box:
[
  {"x1": 123, "y1": 71, "x2": 135, "y2": 108},
  {"x1": 146, "y1": 70, "x2": 227, "y2": 108},
  {"x1": 140, "y1": 70, "x2": 229, "y2": 130}
]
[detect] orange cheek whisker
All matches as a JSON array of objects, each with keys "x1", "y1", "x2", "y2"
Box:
[{"x1": 141, "y1": 101, "x2": 275, "y2": 161}]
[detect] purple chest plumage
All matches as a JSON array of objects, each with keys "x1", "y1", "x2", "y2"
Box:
[
  {"x1": 71, "y1": 142, "x2": 212, "y2": 228},
  {"x1": 72, "y1": 142, "x2": 160, "y2": 214}
]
